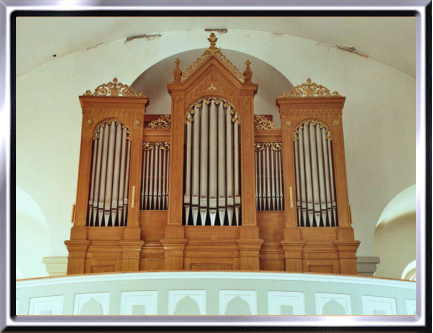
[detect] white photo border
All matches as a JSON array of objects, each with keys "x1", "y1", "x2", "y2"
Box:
[{"x1": 2, "y1": 1, "x2": 430, "y2": 330}]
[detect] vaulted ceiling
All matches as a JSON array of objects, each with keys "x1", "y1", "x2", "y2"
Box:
[{"x1": 16, "y1": 16, "x2": 416, "y2": 78}]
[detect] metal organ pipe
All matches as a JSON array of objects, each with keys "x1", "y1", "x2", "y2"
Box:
[
  {"x1": 254, "y1": 143, "x2": 284, "y2": 211},
  {"x1": 294, "y1": 120, "x2": 338, "y2": 227},
  {"x1": 184, "y1": 98, "x2": 241, "y2": 226},
  {"x1": 209, "y1": 101, "x2": 218, "y2": 225},
  {"x1": 87, "y1": 120, "x2": 131, "y2": 227},
  {"x1": 140, "y1": 142, "x2": 171, "y2": 211}
]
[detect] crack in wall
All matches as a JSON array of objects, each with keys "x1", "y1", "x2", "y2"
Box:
[{"x1": 124, "y1": 34, "x2": 162, "y2": 43}]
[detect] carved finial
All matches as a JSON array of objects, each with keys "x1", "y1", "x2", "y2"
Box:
[
  {"x1": 244, "y1": 59, "x2": 252, "y2": 83},
  {"x1": 208, "y1": 33, "x2": 218, "y2": 49},
  {"x1": 173, "y1": 58, "x2": 182, "y2": 83},
  {"x1": 83, "y1": 77, "x2": 143, "y2": 97},
  {"x1": 280, "y1": 78, "x2": 342, "y2": 98}
]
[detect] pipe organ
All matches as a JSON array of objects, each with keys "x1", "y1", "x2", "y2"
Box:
[{"x1": 65, "y1": 34, "x2": 360, "y2": 275}]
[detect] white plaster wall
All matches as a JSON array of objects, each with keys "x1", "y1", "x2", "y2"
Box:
[{"x1": 16, "y1": 29, "x2": 416, "y2": 271}]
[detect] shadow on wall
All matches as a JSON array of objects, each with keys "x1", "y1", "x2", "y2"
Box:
[
  {"x1": 225, "y1": 296, "x2": 252, "y2": 315},
  {"x1": 131, "y1": 49, "x2": 293, "y2": 128},
  {"x1": 373, "y1": 185, "x2": 416, "y2": 279},
  {"x1": 16, "y1": 186, "x2": 50, "y2": 279},
  {"x1": 173, "y1": 296, "x2": 200, "y2": 315}
]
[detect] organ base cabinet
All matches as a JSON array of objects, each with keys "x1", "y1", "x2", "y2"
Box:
[{"x1": 65, "y1": 33, "x2": 360, "y2": 275}]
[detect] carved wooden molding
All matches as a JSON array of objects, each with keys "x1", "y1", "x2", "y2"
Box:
[
  {"x1": 280, "y1": 78, "x2": 341, "y2": 98},
  {"x1": 254, "y1": 115, "x2": 277, "y2": 130},
  {"x1": 143, "y1": 142, "x2": 170, "y2": 151},
  {"x1": 280, "y1": 109, "x2": 342, "y2": 116},
  {"x1": 82, "y1": 109, "x2": 145, "y2": 116},
  {"x1": 186, "y1": 97, "x2": 239, "y2": 124},
  {"x1": 148, "y1": 115, "x2": 171, "y2": 129},
  {"x1": 254, "y1": 142, "x2": 282, "y2": 151},
  {"x1": 293, "y1": 119, "x2": 331, "y2": 141},
  {"x1": 180, "y1": 33, "x2": 246, "y2": 84},
  {"x1": 83, "y1": 78, "x2": 144, "y2": 97},
  {"x1": 93, "y1": 118, "x2": 131, "y2": 140}
]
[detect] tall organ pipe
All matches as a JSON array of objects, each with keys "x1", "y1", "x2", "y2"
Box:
[
  {"x1": 184, "y1": 98, "x2": 240, "y2": 226},
  {"x1": 87, "y1": 120, "x2": 131, "y2": 227},
  {"x1": 294, "y1": 120, "x2": 338, "y2": 227},
  {"x1": 209, "y1": 101, "x2": 218, "y2": 225}
]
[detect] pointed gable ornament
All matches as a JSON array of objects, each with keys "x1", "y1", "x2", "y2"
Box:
[{"x1": 180, "y1": 33, "x2": 246, "y2": 84}]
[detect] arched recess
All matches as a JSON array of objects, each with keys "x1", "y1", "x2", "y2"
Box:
[
  {"x1": 373, "y1": 185, "x2": 416, "y2": 279},
  {"x1": 16, "y1": 186, "x2": 50, "y2": 278},
  {"x1": 376, "y1": 184, "x2": 416, "y2": 229},
  {"x1": 401, "y1": 260, "x2": 416, "y2": 281},
  {"x1": 131, "y1": 49, "x2": 293, "y2": 128}
]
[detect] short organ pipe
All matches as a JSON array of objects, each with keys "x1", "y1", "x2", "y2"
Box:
[
  {"x1": 254, "y1": 143, "x2": 284, "y2": 211},
  {"x1": 140, "y1": 142, "x2": 171, "y2": 211}
]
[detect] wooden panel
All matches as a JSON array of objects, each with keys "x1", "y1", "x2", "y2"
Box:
[
  {"x1": 257, "y1": 211, "x2": 285, "y2": 271},
  {"x1": 254, "y1": 130, "x2": 282, "y2": 142},
  {"x1": 139, "y1": 211, "x2": 166, "y2": 243},
  {"x1": 143, "y1": 128, "x2": 171, "y2": 142},
  {"x1": 257, "y1": 212, "x2": 285, "y2": 241},
  {"x1": 304, "y1": 259, "x2": 339, "y2": 273},
  {"x1": 300, "y1": 228, "x2": 338, "y2": 241},
  {"x1": 139, "y1": 259, "x2": 165, "y2": 271},
  {"x1": 191, "y1": 264, "x2": 234, "y2": 271},
  {"x1": 87, "y1": 227, "x2": 125, "y2": 241},
  {"x1": 185, "y1": 226, "x2": 240, "y2": 241},
  {"x1": 184, "y1": 257, "x2": 238, "y2": 271},
  {"x1": 89, "y1": 259, "x2": 122, "y2": 273}
]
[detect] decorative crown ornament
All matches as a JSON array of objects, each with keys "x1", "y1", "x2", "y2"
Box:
[
  {"x1": 148, "y1": 115, "x2": 172, "y2": 129},
  {"x1": 254, "y1": 115, "x2": 277, "y2": 130},
  {"x1": 180, "y1": 33, "x2": 246, "y2": 83},
  {"x1": 208, "y1": 33, "x2": 218, "y2": 49},
  {"x1": 83, "y1": 78, "x2": 144, "y2": 97},
  {"x1": 280, "y1": 78, "x2": 341, "y2": 98}
]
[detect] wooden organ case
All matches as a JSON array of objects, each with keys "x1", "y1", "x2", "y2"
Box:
[{"x1": 65, "y1": 33, "x2": 360, "y2": 275}]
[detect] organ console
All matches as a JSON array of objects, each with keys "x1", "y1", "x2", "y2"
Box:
[{"x1": 65, "y1": 33, "x2": 360, "y2": 275}]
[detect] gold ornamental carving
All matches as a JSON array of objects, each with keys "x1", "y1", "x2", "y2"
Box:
[
  {"x1": 83, "y1": 77, "x2": 144, "y2": 97},
  {"x1": 293, "y1": 120, "x2": 331, "y2": 141},
  {"x1": 93, "y1": 118, "x2": 131, "y2": 140},
  {"x1": 254, "y1": 142, "x2": 282, "y2": 152},
  {"x1": 186, "y1": 97, "x2": 239, "y2": 124},
  {"x1": 207, "y1": 83, "x2": 217, "y2": 91},
  {"x1": 285, "y1": 121, "x2": 292, "y2": 128},
  {"x1": 133, "y1": 120, "x2": 141, "y2": 127},
  {"x1": 332, "y1": 120, "x2": 340, "y2": 127},
  {"x1": 143, "y1": 142, "x2": 170, "y2": 151},
  {"x1": 254, "y1": 115, "x2": 276, "y2": 130},
  {"x1": 148, "y1": 115, "x2": 171, "y2": 129},
  {"x1": 180, "y1": 33, "x2": 246, "y2": 84},
  {"x1": 280, "y1": 78, "x2": 341, "y2": 98},
  {"x1": 85, "y1": 120, "x2": 93, "y2": 127}
]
